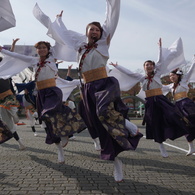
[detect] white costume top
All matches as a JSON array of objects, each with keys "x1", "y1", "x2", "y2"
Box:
[
  {"x1": 0, "y1": 49, "x2": 80, "y2": 101},
  {"x1": 163, "y1": 57, "x2": 195, "y2": 102},
  {"x1": 33, "y1": 0, "x2": 120, "y2": 73},
  {"x1": 108, "y1": 38, "x2": 186, "y2": 100},
  {"x1": 1, "y1": 49, "x2": 57, "y2": 81}
]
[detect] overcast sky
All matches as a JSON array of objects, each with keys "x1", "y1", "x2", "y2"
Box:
[{"x1": 1, "y1": 0, "x2": 195, "y2": 71}]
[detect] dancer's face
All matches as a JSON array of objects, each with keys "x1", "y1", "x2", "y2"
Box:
[
  {"x1": 144, "y1": 62, "x2": 154, "y2": 75},
  {"x1": 36, "y1": 43, "x2": 49, "y2": 58},
  {"x1": 86, "y1": 24, "x2": 101, "y2": 44},
  {"x1": 169, "y1": 73, "x2": 178, "y2": 83}
]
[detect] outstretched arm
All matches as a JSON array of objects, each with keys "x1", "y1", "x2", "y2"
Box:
[{"x1": 10, "y1": 38, "x2": 20, "y2": 52}]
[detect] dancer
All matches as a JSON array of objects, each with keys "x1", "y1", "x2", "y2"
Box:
[
  {"x1": 0, "y1": 56, "x2": 25, "y2": 150},
  {"x1": 109, "y1": 38, "x2": 188, "y2": 158},
  {"x1": 15, "y1": 81, "x2": 38, "y2": 137},
  {"x1": 0, "y1": 41, "x2": 86, "y2": 163},
  {"x1": 34, "y1": 0, "x2": 143, "y2": 182},
  {"x1": 163, "y1": 58, "x2": 195, "y2": 156}
]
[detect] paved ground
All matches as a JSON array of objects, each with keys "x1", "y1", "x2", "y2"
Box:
[{"x1": 0, "y1": 118, "x2": 195, "y2": 195}]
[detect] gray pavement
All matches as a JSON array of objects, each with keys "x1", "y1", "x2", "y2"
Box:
[{"x1": 0, "y1": 118, "x2": 195, "y2": 195}]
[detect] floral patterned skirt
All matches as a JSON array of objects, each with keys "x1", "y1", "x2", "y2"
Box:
[
  {"x1": 80, "y1": 76, "x2": 143, "y2": 161},
  {"x1": 36, "y1": 86, "x2": 86, "y2": 144}
]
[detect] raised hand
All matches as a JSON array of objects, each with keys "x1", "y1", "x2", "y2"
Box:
[
  {"x1": 109, "y1": 62, "x2": 118, "y2": 67},
  {"x1": 57, "y1": 10, "x2": 63, "y2": 17}
]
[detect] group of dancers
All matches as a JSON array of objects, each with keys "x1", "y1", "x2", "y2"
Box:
[{"x1": 0, "y1": 0, "x2": 194, "y2": 182}]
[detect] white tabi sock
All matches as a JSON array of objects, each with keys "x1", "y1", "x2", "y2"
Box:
[
  {"x1": 55, "y1": 143, "x2": 65, "y2": 163},
  {"x1": 93, "y1": 137, "x2": 101, "y2": 151},
  {"x1": 113, "y1": 157, "x2": 123, "y2": 182},
  {"x1": 159, "y1": 143, "x2": 168, "y2": 158},
  {"x1": 186, "y1": 142, "x2": 195, "y2": 156}
]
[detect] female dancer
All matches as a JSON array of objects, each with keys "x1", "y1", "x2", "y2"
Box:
[
  {"x1": 163, "y1": 58, "x2": 195, "y2": 156},
  {"x1": 34, "y1": 0, "x2": 143, "y2": 182},
  {"x1": 109, "y1": 38, "x2": 188, "y2": 158},
  {"x1": 0, "y1": 56, "x2": 25, "y2": 150},
  {"x1": 0, "y1": 41, "x2": 86, "y2": 163}
]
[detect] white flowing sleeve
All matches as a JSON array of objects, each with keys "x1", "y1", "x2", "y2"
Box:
[
  {"x1": 33, "y1": 3, "x2": 85, "y2": 61},
  {"x1": 182, "y1": 56, "x2": 195, "y2": 84},
  {"x1": 102, "y1": 0, "x2": 120, "y2": 40},
  {"x1": 0, "y1": 0, "x2": 16, "y2": 32},
  {"x1": 108, "y1": 65, "x2": 144, "y2": 91},
  {"x1": 0, "y1": 49, "x2": 37, "y2": 79},
  {"x1": 162, "y1": 84, "x2": 172, "y2": 96},
  {"x1": 48, "y1": 17, "x2": 86, "y2": 53},
  {"x1": 160, "y1": 38, "x2": 186, "y2": 75},
  {"x1": 33, "y1": 3, "x2": 51, "y2": 29},
  {"x1": 56, "y1": 77, "x2": 80, "y2": 101}
]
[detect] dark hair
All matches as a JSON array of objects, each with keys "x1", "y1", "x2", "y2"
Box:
[
  {"x1": 0, "y1": 56, "x2": 2, "y2": 62},
  {"x1": 170, "y1": 68, "x2": 183, "y2": 83},
  {"x1": 34, "y1": 41, "x2": 51, "y2": 59},
  {"x1": 143, "y1": 60, "x2": 155, "y2": 67},
  {"x1": 86, "y1": 22, "x2": 103, "y2": 39}
]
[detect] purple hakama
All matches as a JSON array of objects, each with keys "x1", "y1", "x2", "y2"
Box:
[
  {"x1": 144, "y1": 95, "x2": 188, "y2": 143},
  {"x1": 81, "y1": 76, "x2": 143, "y2": 161},
  {"x1": 36, "y1": 86, "x2": 86, "y2": 144},
  {"x1": 175, "y1": 98, "x2": 195, "y2": 142}
]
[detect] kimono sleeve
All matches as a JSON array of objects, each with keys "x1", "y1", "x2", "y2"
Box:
[
  {"x1": 102, "y1": 0, "x2": 120, "y2": 42},
  {"x1": 0, "y1": 49, "x2": 37, "y2": 79},
  {"x1": 182, "y1": 56, "x2": 195, "y2": 84},
  {"x1": 108, "y1": 65, "x2": 144, "y2": 91}
]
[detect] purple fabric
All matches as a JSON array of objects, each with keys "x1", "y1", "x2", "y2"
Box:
[
  {"x1": 175, "y1": 98, "x2": 195, "y2": 142},
  {"x1": 37, "y1": 86, "x2": 86, "y2": 144},
  {"x1": 44, "y1": 122, "x2": 61, "y2": 144},
  {"x1": 144, "y1": 95, "x2": 188, "y2": 143},
  {"x1": 80, "y1": 76, "x2": 143, "y2": 161}
]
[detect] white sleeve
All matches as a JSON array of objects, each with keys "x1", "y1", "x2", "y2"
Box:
[
  {"x1": 33, "y1": 3, "x2": 51, "y2": 29},
  {"x1": 182, "y1": 57, "x2": 195, "y2": 84},
  {"x1": 56, "y1": 77, "x2": 80, "y2": 102},
  {"x1": 0, "y1": 49, "x2": 37, "y2": 79},
  {"x1": 33, "y1": 3, "x2": 84, "y2": 61},
  {"x1": 162, "y1": 84, "x2": 172, "y2": 96},
  {"x1": 102, "y1": 0, "x2": 120, "y2": 40},
  {"x1": 108, "y1": 65, "x2": 144, "y2": 91},
  {"x1": 160, "y1": 38, "x2": 186, "y2": 75},
  {"x1": 1, "y1": 49, "x2": 36, "y2": 64}
]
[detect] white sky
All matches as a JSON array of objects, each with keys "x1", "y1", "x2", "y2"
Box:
[{"x1": 1, "y1": 0, "x2": 195, "y2": 71}]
